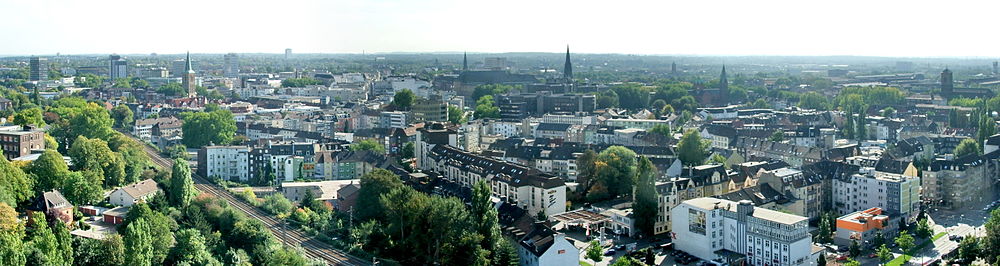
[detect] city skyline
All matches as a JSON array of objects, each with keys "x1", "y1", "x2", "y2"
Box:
[{"x1": 5, "y1": 0, "x2": 1000, "y2": 57}]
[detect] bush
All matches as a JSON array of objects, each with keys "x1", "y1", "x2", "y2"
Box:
[{"x1": 260, "y1": 194, "x2": 294, "y2": 216}]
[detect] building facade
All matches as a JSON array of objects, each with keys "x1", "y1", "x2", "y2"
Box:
[{"x1": 671, "y1": 198, "x2": 819, "y2": 266}]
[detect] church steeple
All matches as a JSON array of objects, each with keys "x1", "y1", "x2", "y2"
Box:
[
  {"x1": 182, "y1": 51, "x2": 196, "y2": 96},
  {"x1": 462, "y1": 52, "x2": 468, "y2": 71},
  {"x1": 719, "y1": 65, "x2": 729, "y2": 90},
  {"x1": 563, "y1": 46, "x2": 572, "y2": 81},
  {"x1": 185, "y1": 51, "x2": 194, "y2": 73}
]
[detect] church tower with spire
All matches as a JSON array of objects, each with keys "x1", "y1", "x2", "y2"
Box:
[
  {"x1": 563, "y1": 46, "x2": 573, "y2": 82},
  {"x1": 182, "y1": 52, "x2": 197, "y2": 96},
  {"x1": 462, "y1": 52, "x2": 468, "y2": 72},
  {"x1": 719, "y1": 65, "x2": 730, "y2": 104}
]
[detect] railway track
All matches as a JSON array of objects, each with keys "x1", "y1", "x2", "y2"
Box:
[{"x1": 137, "y1": 139, "x2": 369, "y2": 265}]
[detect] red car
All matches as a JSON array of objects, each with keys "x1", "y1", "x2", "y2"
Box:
[{"x1": 836, "y1": 255, "x2": 849, "y2": 262}]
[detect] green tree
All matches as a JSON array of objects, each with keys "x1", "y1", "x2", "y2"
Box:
[
  {"x1": 13, "y1": 107, "x2": 45, "y2": 127},
  {"x1": 350, "y1": 139, "x2": 386, "y2": 154},
  {"x1": 170, "y1": 158, "x2": 196, "y2": 208},
  {"x1": 586, "y1": 240, "x2": 603, "y2": 262},
  {"x1": 849, "y1": 239, "x2": 861, "y2": 257},
  {"x1": 29, "y1": 149, "x2": 71, "y2": 193},
  {"x1": 156, "y1": 83, "x2": 186, "y2": 96},
  {"x1": 873, "y1": 231, "x2": 886, "y2": 248},
  {"x1": 111, "y1": 104, "x2": 134, "y2": 129},
  {"x1": 103, "y1": 234, "x2": 125, "y2": 266},
  {"x1": 60, "y1": 171, "x2": 104, "y2": 205},
  {"x1": 957, "y1": 236, "x2": 980, "y2": 262},
  {"x1": 281, "y1": 78, "x2": 323, "y2": 88},
  {"x1": 984, "y1": 209, "x2": 1000, "y2": 261},
  {"x1": 881, "y1": 107, "x2": 896, "y2": 117},
  {"x1": 877, "y1": 244, "x2": 893, "y2": 262},
  {"x1": 816, "y1": 253, "x2": 826, "y2": 266},
  {"x1": 471, "y1": 181, "x2": 501, "y2": 261},
  {"x1": 392, "y1": 89, "x2": 415, "y2": 110},
  {"x1": 25, "y1": 212, "x2": 70, "y2": 265},
  {"x1": 594, "y1": 146, "x2": 638, "y2": 198},
  {"x1": 750, "y1": 98, "x2": 770, "y2": 109},
  {"x1": 843, "y1": 258, "x2": 861, "y2": 266},
  {"x1": 170, "y1": 229, "x2": 220, "y2": 265},
  {"x1": 770, "y1": 130, "x2": 784, "y2": 142},
  {"x1": 0, "y1": 230, "x2": 26, "y2": 266},
  {"x1": 915, "y1": 218, "x2": 932, "y2": 239},
  {"x1": 167, "y1": 144, "x2": 189, "y2": 160},
  {"x1": 798, "y1": 92, "x2": 831, "y2": 110},
  {"x1": 611, "y1": 256, "x2": 643, "y2": 266},
  {"x1": 474, "y1": 95, "x2": 500, "y2": 119},
  {"x1": 112, "y1": 78, "x2": 132, "y2": 88},
  {"x1": 260, "y1": 193, "x2": 294, "y2": 215},
  {"x1": 123, "y1": 204, "x2": 176, "y2": 264},
  {"x1": 677, "y1": 129, "x2": 709, "y2": 168},
  {"x1": 448, "y1": 105, "x2": 466, "y2": 124},
  {"x1": 49, "y1": 100, "x2": 115, "y2": 142},
  {"x1": 816, "y1": 213, "x2": 832, "y2": 243},
  {"x1": 896, "y1": 231, "x2": 915, "y2": 252},
  {"x1": 575, "y1": 149, "x2": 598, "y2": 199},
  {"x1": 472, "y1": 84, "x2": 515, "y2": 102},
  {"x1": 123, "y1": 217, "x2": 154, "y2": 266},
  {"x1": 633, "y1": 156, "x2": 658, "y2": 237},
  {"x1": 955, "y1": 138, "x2": 981, "y2": 158},
  {"x1": 356, "y1": 169, "x2": 404, "y2": 221},
  {"x1": 0, "y1": 151, "x2": 33, "y2": 207},
  {"x1": 68, "y1": 135, "x2": 126, "y2": 188},
  {"x1": 401, "y1": 141, "x2": 415, "y2": 159},
  {"x1": 494, "y1": 238, "x2": 519, "y2": 266},
  {"x1": 648, "y1": 124, "x2": 671, "y2": 138},
  {"x1": 108, "y1": 134, "x2": 152, "y2": 184},
  {"x1": 180, "y1": 110, "x2": 237, "y2": 148}
]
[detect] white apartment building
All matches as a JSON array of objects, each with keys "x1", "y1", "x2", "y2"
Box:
[
  {"x1": 379, "y1": 111, "x2": 407, "y2": 129},
  {"x1": 605, "y1": 118, "x2": 671, "y2": 130},
  {"x1": 832, "y1": 172, "x2": 920, "y2": 221},
  {"x1": 197, "y1": 146, "x2": 251, "y2": 182},
  {"x1": 672, "y1": 198, "x2": 820, "y2": 266}
]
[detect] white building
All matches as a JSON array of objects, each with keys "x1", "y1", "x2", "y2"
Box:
[
  {"x1": 671, "y1": 198, "x2": 820, "y2": 266},
  {"x1": 605, "y1": 118, "x2": 671, "y2": 130},
  {"x1": 132, "y1": 117, "x2": 181, "y2": 142},
  {"x1": 518, "y1": 222, "x2": 579, "y2": 266},
  {"x1": 197, "y1": 146, "x2": 251, "y2": 182},
  {"x1": 379, "y1": 111, "x2": 408, "y2": 129},
  {"x1": 109, "y1": 179, "x2": 160, "y2": 207},
  {"x1": 832, "y1": 172, "x2": 921, "y2": 220}
]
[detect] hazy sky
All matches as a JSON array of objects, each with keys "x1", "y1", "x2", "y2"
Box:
[{"x1": 5, "y1": 0, "x2": 999, "y2": 57}]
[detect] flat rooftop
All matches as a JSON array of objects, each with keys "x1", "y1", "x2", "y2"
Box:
[{"x1": 684, "y1": 197, "x2": 808, "y2": 225}]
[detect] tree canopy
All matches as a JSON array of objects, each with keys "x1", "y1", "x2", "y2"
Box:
[
  {"x1": 391, "y1": 89, "x2": 415, "y2": 110},
  {"x1": 180, "y1": 110, "x2": 237, "y2": 148}
]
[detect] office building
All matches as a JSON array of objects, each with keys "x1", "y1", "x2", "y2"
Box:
[
  {"x1": 109, "y1": 55, "x2": 128, "y2": 80},
  {"x1": 224, "y1": 53, "x2": 239, "y2": 78},
  {"x1": 29, "y1": 57, "x2": 48, "y2": 81},
  {"x1": 671, "y1": 198, "x2": 820, "y2": 266},
  {"x1": 834, "y1": 208, "x2": 897, "y2": 248}
]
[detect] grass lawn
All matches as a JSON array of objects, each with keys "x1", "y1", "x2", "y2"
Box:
[
  {"x1": 885, "y1": 232, "x2": 948, "y2": 266},
  {"x1": 580, "y1": 261, "x2": 594, "y2": 266}
]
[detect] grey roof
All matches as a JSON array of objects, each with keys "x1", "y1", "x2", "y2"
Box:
[
  {"x1": 116, "y1": 179, "x2": 160, "y2": 199},
  {"x1": 28, "y1": 190, "x2": 72, "y2": 212},
  {"x1": 519, "y1": 222, "x2": 559, "y2": 257}
]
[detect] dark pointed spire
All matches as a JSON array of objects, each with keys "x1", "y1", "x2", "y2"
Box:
[
  {"x1": 462, "y1": 52, "x2": 468, "y2": 71},
  {"x1": 563, "y1": 45, "x2": 572, "y2": 81},
  {"x1": 185, "y1": 51, "x2": 194, "y2": 74},
  {"x1": 719, "y1": 65, "x2": 728, "y2": 90}
]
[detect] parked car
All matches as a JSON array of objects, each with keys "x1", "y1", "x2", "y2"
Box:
[
  {"x1": 836, "y1": 255, "x2": 849, "y2": 262},
  {"x1": 660, "y1": 243, "x2": 674, "y2": 251},
  {"x1": 604, "y1": 249, "x2": 616, "y2": 256}
]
